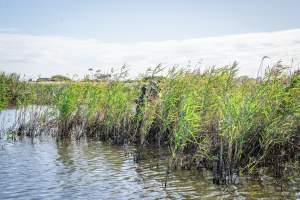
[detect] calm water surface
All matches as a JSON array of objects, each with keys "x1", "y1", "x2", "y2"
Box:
[{"x1": 0, "y1": 109, "x2": 299, "y2": 200}]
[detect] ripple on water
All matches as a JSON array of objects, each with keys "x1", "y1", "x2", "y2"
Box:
[{"x1": 0, "y1": 136, "x2": 299, "y2": 199}]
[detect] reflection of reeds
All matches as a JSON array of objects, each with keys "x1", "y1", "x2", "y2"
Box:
[
  {"x1": 1, "y1": 61, "x2": 299, "y2": 184},
  {"x1": 2, "y1": 105, "x2": 58, "y2": 138}
]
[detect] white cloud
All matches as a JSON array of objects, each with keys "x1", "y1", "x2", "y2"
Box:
[{"x1": 0, "y1": 29, "x2": 300, "y2": 79}]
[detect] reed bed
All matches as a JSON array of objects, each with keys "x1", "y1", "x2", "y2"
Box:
[{"x1": 0, "y1": 62, "x2": 299, "y2": 184}]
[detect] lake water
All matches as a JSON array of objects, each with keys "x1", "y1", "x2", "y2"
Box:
[{"x1": 0, "y1": 109, "x2": 299, "y2": 200}]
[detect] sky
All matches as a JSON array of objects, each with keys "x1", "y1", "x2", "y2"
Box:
[{"x1": 0, "y1": 0, "x2": 300, "y2": 79}]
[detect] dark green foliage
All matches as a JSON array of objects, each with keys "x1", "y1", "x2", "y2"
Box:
[{"x1": 50, "y1": 75, "x2": 71, "y2": 82}]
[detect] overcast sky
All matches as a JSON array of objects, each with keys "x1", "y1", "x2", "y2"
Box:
[{"x1": 0, "y1": 0, "x2": 300, "y2": 78}]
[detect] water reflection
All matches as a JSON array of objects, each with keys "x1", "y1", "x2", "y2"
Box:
[
  {"x1": 0, "y1": 109, "x2": 299, "y2": 199},
  {"x1": 0, "y1": 137, "x2": 299, "y2": 199}
]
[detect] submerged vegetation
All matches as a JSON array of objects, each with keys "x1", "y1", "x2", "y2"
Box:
[{"x1": 0, "y1": 62, "x2": 299, "y2": 184}]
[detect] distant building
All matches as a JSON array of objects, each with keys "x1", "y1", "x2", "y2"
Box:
[{"x1": 36, "y1": 77, "x2": 52, "y2": 82}]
